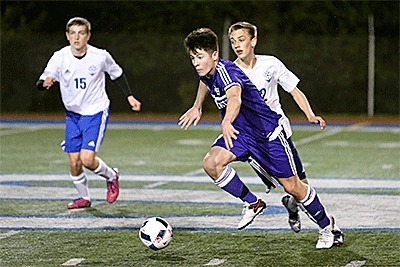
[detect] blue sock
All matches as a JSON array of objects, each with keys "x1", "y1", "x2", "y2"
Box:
[
  {"x1": 300, "y1": 185, "x2": 330, "y2": 228},
  {"x1": 214, "y1": 166, "x2": 258, "y2": 204}
]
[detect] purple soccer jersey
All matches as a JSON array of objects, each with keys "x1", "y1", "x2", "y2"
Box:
[
  {"x1": 199, "y1": 59, "x2": 297, "y2": 178},
  {"x1": 199, "y1": 59, "x2": 282, "y2": 139}
]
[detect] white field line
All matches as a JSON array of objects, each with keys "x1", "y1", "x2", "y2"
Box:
[
  {"x1": 0, "y1": 192, "x2": 398, "y2": 230},
  {"x1": 344, "y1": 261, "x2": 366, "y2": 267},
  {"x1": 143, "y1": 181, "x2": 168, "y2": 188},
  {"x1": 1, "y1": 174, "x2": 399, "y2": 189},
  {"x1": 1, "y1": 121, "x2": 398, "y2": 133},
  {"x1": 204, "y1": 259, "x2": 227, "y2": 266},
  {"x1": 0, "y1": 127, "x2": 42, "y2": 136},
  {"x1": 295, "y1": 122, "x2": 369, "y2": 146},
  {"x1": 61, "y1": 258, "x2": 85, "y2": 266},
  {"x1": 0, "y1": 230, "x2": 20, "y2": 239},
  {"x1": 185, "y1": 168, "x2": 207, "y2": 176},
  {"x1": 0, "y1": 174, "x2": 399, "y2": 230}
]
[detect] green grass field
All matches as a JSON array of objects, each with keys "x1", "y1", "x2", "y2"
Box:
[{"x1": 0, "y1": 121, "x2": 399, "y2": 266}]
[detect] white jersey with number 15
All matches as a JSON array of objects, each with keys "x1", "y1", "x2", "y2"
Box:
[{"x1": 39, "y1": 44, "x2": 123, "y2": 115}]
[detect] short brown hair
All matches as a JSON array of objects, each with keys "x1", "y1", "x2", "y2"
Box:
[
  {"x1": 66, "y1": 17, "x2": 91, "y2": 33},
  {"x1": 184, "y1": 28, "x2": 219, "y2": 55},
  {"x1": 228, "y1": 22, "x2": 257, "y2": 39}
]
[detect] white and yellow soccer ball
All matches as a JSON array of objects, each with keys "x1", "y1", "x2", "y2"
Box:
[{"x1": 139, "y1": 217, "x2": 173, "y2": 250}]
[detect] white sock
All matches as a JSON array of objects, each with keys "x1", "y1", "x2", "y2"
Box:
[
  {"x1": 94, "y1": 157, "x2": 116, "y2": 181},
  {"x1": 70, "y1": 172, "x2": 90, "y2": 200}
]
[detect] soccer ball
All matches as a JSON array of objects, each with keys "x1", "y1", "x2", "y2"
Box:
[{"x1": 139, "y1": 217, "x2": 173, "y2": 250}]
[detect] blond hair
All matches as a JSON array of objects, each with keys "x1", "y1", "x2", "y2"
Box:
[
  {"x1": 66, "y1": 17, "x2": 91, "y2": 33},
  {"x1": 228, "y1": 22, "x2": 257, "y2": 39}
]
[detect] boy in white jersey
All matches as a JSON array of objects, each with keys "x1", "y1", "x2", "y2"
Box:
[
  {"x1": 228, "y1": 21, "x2": 343, "y2": 246},
  {"x1": 36, "y1": 17, "x2": 141, "y2": 209}
]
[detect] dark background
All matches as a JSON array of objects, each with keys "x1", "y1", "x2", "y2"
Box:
[{"x1": 1, "y1": 1, "x2": 399, "y2": 116}]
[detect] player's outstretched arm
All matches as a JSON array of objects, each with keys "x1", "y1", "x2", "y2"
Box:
[
  {"x1": 178, "y1": 81, "x2": 208, "y2": 130},
  {"x1": 290, "y1": 87, "x2": 326, "y2": 130},
  {"x1": 114, "y1": 74, "x2": 141, "y2": 111}
]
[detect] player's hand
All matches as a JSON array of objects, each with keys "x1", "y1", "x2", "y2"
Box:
[
  {"x1": 178, "y1": 107, "x2": 202, "y2": 130},
  {"x1": 221, "y1": 120, "x2": 239, "y2": 150},
  {"x1": 127, "y1": 96, "x2": 141, "y2": 111},
  {"x1": 43, "y1": 77, "x2": 56, "y2": 89},
  {"x1": 309, "y1": 115, "x2": 326, "y2": 130}
]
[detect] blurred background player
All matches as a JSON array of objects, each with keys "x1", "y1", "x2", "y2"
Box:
[
  {"x1": 36, "y1": 17, "x2": 141, "y2": 209},
  {"x1": 180, "y1": 27, "x2": 339, "y2": 249},
  {"x1": 228, "y1": 21, "x2": 343, "y2": 246}
]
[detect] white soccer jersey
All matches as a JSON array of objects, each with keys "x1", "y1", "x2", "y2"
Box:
[
  {"x1": 39, "y1": 44, "x2": 123, "y2": 115},
  {"x1": 235, "y1": 55, "x2": 299, "y2": 137}
]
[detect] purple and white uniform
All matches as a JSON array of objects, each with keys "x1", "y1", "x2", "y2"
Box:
[
  {"x1": 199, "y1": 59, "x2": 297, "y2": 178},
  {"x1": 235, "y1": 55, "x2": 299, "y2": 138},
  {"x1": 235, "y1": 55, "x2": 306, "y2": 179}
]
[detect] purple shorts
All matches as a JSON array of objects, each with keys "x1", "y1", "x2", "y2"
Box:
[
  {"x1": 212, "y1": 129, "x2": 299, "y2": 179},
  {"x1": 62, "y1": 109, "x2": 109, "y2": 153}
]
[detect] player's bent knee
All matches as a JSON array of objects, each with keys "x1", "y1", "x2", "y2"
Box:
[
  {"x1": 203, "y1": 156, "x2": 216, "y2": 175},
  {"x1": 279, "y1": 176, "x2": 305, "y2": 198},
  {"x1": 81, "y1": 156, "x2": 96, "y2": 170},
  {"x1": 69, "y1": 160, "x2": 82, "y2": 175}
]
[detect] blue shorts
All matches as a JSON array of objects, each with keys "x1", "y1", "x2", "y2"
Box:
[
  {"x1": 62, "y1": 109, "x2": 109, "y2": 153},
  {"x1": 212, "y1": 129, "x2": 302, "y2": 179}
]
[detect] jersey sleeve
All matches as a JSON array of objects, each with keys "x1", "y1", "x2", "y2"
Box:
[
  {"x1": 104, "y1": 50, "x2": 123, "y2": 80},
  {"x1": 217, "y1": 63, "x2": 242, "y2": 92},
  {"x1": 39, "y1": 52, "x2": 61, "y2": 82},
  {"x1": 276, "y1": 58, "x2": 300, "y2": 93}
]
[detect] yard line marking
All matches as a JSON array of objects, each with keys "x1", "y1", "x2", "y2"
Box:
[
  {"x1": 2, "y1": 174, "x2": 399, "y2": 189},
  {"x1": 204, "y1": 258, "x2": 227, "y2": 266},
  {"x1": 344, "y1": 260, "x2": 366, "y2": 267},
  {"x1": 62, "y1": 258, "x2": 85, "y2": 266},
  {"x1": 144, "y1": 181, "x2": 168, "y2": 188},
  {"x1": 0, "y1": 230, "x2": 20, "y2": 239},
  {"x1": 295, "y1": 122, "x2": 370, "y2": 146},
  {"x1": 0, "y1": 127, "x2": 41, "y2": 136},
  {"x1": 185, "y1": 168, "x2": 205, "y2": 176}
]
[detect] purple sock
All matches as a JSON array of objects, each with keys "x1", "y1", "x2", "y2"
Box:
[
  {"x1": 300, "y1": 185, "x2": 330, "y2": 228},
  {"x1": 215, "y1": 166, "x2": 258, "y2": 204}
]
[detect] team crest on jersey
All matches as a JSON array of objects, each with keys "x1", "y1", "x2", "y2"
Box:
[
  {"x1": 213, "y1": 86, "x2": 221, "y2": 95},
  {"x1": 212, "y1": 86, "x2": 227, "y2": 109},
  {"x1": 264, "y1": 70, "x2": 272, "y2": 83},
  {"x1": 88, "y1": 66, "x2": 97, "y2": 76}
]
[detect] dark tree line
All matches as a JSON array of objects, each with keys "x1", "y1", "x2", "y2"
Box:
[
  {"x1": 1, "y1": 1, "x2": 398, "y2": 114},
  {"x1": 1, "y1": 1, "x2": 398, "y2": 37}
]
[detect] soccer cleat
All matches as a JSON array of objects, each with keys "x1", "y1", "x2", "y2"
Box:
[
  {"x1": 67, "y1": 197, "x2": 91, "y2": 209},
  {"x1": 106, "y1": 168, "x2": 119, "y2": 204},
  {"x1": 281, "y1": 195, "x2": 301, "y2": 233},
  {"x1": 238, "y1": 199, "x2": 266, "y2": 230},
  {"x1": 330, "y1": 215, "x2": 344, "y2": 246},
  {"x1": 316, "y1": 224, "x2": 334, "y2": 249}
]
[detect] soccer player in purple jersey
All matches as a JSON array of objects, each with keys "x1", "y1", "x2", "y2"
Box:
[
  {"x1": 36, "y1": 17, "x2": 141, "y2": 209},
  {"x1": 228, "y1": 21, "x2": 343, "y2": 246},
  {"x1": 179, "y1": 28, "x2": 338, "y2": 249}
]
